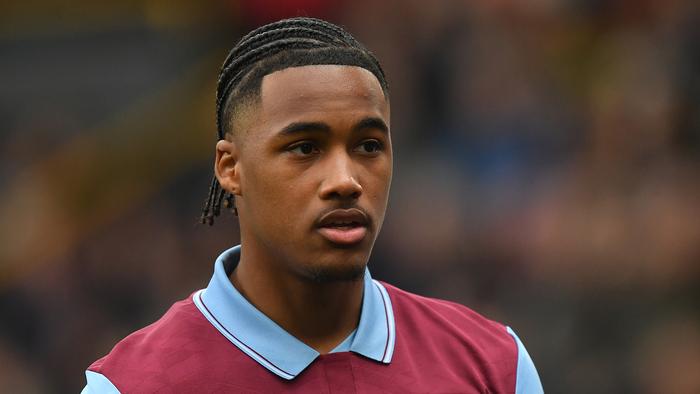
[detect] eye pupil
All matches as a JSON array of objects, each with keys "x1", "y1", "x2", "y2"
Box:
[
  {"x1": 300, "y1": 143, "x2": 313, "y2": 154},
  {"x1": 364, "y1": 141, "x2": 378, "y2": 152}
]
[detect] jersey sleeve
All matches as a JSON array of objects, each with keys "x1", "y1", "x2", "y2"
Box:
[
  {"x1": 506, "y1": 326, "x2": 544, "y2": 394},
  {"x1": 81, "y1": 370, "x2": 121, "y2": 394}
]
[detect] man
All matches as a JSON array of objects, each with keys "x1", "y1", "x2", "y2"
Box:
[{"x1": 83, "y1": 17, "x2": 543, "y2": 393}]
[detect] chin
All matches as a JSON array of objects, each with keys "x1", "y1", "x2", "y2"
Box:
[
  {"x1": 298, "y1": 249, "x2": 369, "y2": 283},
  {"x1": 303, "y1": 262, "x2": 367, "y2": 283},
  {"x1": 288, "y1": 237, "x2": 374, "y2": 283}
]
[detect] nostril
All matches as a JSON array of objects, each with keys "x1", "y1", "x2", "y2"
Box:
[{"x1": 319, "y1": 175, "x2": 363, "y2": 200}]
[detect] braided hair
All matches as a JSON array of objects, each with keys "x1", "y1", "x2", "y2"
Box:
[{"x1": 201, "y1": 17, "x2": 389, "y2": 225}]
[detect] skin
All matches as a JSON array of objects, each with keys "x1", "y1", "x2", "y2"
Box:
[{"x1": 215, "y1": 65, "x2": 392, "y2": 353}]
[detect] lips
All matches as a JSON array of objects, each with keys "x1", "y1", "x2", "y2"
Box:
[{"x1": 316, "y1": 208, "x2": 369, "y2": 245}]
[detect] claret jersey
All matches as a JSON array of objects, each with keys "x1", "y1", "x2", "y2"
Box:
[{"x1": 83, "y1": 246, "x2": 543, "y2": 393}]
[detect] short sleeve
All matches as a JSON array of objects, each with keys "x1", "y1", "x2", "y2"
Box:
[
  {"x1": 81, "y1": 370, "x2": 121, "y2": 394},
  {"x1": 506, "y1": 327, "x2": 544, "y2": 394}
]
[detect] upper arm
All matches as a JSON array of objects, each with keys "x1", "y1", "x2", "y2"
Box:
[
  {"x1": 81, "y1": 370, "x2": 121, "y2": 394},
  {"x1": 506, "y1": 326, "x2": 544, "y2": 394}
]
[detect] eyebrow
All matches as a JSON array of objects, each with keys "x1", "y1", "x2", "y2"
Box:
[
  {"x1": 278, "y1": 121, "x2": 331, "y2": 136},
  {"x1": 353, "y1": 117, "x2": 389, "y2": 134},
  {"x1": 277, "y1": 117, "x2": 389, "y2": 137}
]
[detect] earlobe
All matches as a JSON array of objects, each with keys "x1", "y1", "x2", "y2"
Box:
[{"x1": 214, "y1": 139, "x2": 242, "y2": 196}]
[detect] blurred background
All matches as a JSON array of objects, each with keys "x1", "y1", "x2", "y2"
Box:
[{"x1": 1, "y1": 0, "x2": 699, "y2": 392}]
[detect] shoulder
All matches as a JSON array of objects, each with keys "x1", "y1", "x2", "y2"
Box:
[
  {"x1": 380, "y1": 281, "x2": 511, "y2": 344},
  {"x1": 380, "y1": 281, "x2": 543, "y2": 394},
  {"x1": 87, "y1": 291, "x2": 238, "y2": 392},
  {"x1": 90, "y1": 293, "x2": 208, "y2": 368},
  {"x1": 381, "y1": 282, "x2": 517, "y2": 387}
]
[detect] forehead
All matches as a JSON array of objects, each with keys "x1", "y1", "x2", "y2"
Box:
[{"x1": 258, "y1": 65, "x2": 389, "y2": 125}]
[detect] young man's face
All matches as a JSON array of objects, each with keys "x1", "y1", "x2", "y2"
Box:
[{"x1": 219, "y1": 65, "x2": 392, "y2": 282}]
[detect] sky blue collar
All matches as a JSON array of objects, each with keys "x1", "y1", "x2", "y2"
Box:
[{"x1": 192, "y1": 245, "x2": 396, "y2": 380}]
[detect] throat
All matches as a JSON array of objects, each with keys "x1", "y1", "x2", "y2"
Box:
[{"x1": 230, "y1": 256, "x2": 364, "y2": 354}]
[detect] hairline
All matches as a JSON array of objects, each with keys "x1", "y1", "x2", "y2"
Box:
[{"x1": 222, "y1": 64, "x2": 390, "y2": 141}]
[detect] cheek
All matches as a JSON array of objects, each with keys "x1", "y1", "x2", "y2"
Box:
[
  {"x1": 244, "y1": 159, "x2": 310, "y2": 224},
  {"x1": 248, "y1": 170, "x2": 283, "y2": 209},
  {"x1": 362, "y1": 160, "x2": 392, "y2": 213},
  {"x1": 368, "y1": 157, "x2": 392, "y2": 194}
]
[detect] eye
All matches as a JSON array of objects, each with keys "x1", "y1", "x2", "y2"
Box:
[
  {"x1": 288, "y1": 141, "x2": 319, "y2": 156},
  {"x1": 356, "y1": 139, "x2": 383, "y2": 154}
]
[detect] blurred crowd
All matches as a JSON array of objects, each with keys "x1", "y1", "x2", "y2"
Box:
[{"x1": 1, "y1": 1, "x2": 699, "y2": 392}]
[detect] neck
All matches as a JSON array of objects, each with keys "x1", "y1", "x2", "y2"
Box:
[{"x1": 231, "y1": 242, "x2": 364, "y2": 354}]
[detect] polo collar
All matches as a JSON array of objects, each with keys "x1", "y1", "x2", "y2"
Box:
[{"x1": 192, "y1": 245, "x2": 396, "y2": 380}]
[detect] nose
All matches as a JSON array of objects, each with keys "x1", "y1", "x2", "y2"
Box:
[{"x1": 318, "y1": 151, "x2": 363, "y2": 201}]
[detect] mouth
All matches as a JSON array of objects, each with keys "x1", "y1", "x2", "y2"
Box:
[{"x1": 315, "y1": 208, "x2": 370, "y2": 246}]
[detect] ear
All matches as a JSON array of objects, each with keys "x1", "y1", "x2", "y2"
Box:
[{"x1": 215, "y1": 139, "x2": 242, "y2": 196}]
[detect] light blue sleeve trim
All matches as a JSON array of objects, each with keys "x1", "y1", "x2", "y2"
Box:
[
  {"x1": 81, "y1": 371, "x2": 121, "y2": 394},
  {"x1": 506, "y1": 327, "x2": 544, "y2": 394}
]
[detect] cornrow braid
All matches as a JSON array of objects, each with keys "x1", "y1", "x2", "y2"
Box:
[{"x1": 201, "y1": 17, "x2": 389, "y2": 225}]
